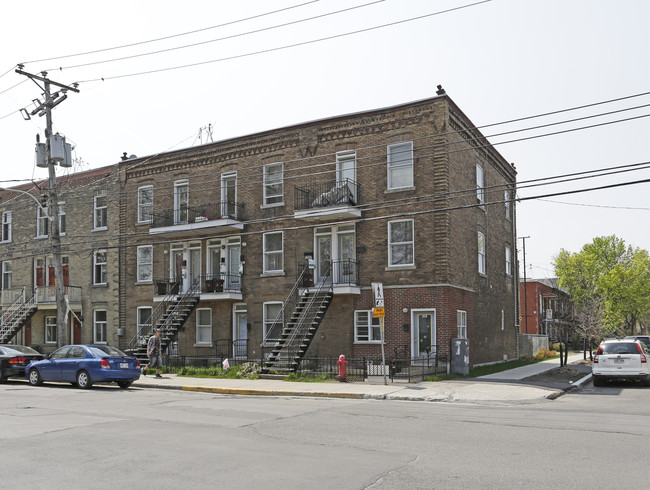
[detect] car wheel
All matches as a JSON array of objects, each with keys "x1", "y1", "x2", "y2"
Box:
[
  {"x1": 117, "y1": 381, "x2": 133, "y2": 389},
  {"x1": 76, "y1": 370, "x2": 92, "y2": 389},
  {"x1": 28, "y1": 368, "x2": 43, "y2": 386},
  {"x1": 592, "y1": 375, "x2": 603, "y2": 387}
]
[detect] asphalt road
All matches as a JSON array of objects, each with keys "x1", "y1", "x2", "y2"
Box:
[{"x1": 1, "y1": 379, "x2": 648, "y2": 489}]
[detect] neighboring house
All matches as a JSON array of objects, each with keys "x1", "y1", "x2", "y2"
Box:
[
  {"x1": 520, "y1": 278, "x2": 574, "y2": 341},
  {"x1": 1, "y1": 88, "x2": 519, "y2": 368},
  {"x1": 0, "y1": 166, "x2": 121, "y2": 352},
  {"x1": 118, "y1": 88, "x2": 518, "y2": 367}
]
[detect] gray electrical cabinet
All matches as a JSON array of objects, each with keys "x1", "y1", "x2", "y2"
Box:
[{"x1": 450, "y1": 338, "x2": 469, "y2": 375}]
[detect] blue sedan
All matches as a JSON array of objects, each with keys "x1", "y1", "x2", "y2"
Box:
[{"x1": 26, "y1": 345, "x2": 141, "y2": 389}]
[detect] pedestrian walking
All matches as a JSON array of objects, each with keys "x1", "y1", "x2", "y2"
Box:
[{"x1": 143, "y1": 328, "x2": 163, "y2": 378}]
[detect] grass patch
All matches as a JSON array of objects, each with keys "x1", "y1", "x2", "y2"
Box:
[{"x1": 284, "y1": 372, "x2": 330, "y2": 383}]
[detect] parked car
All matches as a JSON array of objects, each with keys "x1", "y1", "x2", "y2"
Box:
[
  {"x1": 0, "y1": 345, "x2": 44, "y2": 382},
  {"x1": 625, "y1": 335, "x2": 650, "y2": 349},
  {"x1": 26, "y1": 345, "x2": 141, "y2": 389},
  {"x1": 592, "y1": 338, "x2": 650, "y2": 386}
]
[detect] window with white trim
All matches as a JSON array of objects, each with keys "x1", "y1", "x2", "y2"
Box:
[
  {"x1": 354, "y1": 310, "x2": 382, "y2": 343},
  {"x1": 478, "y1": 232, "x2": 486, "y2": 275},
  {"x1": 94, "y1": 310, "x2": 107, "y2": 343},
  {"x1": 387, "y1": 141, "x2": 414, "y2": 190},
  {"x1": 263, "y1": 162, "x2": 283, "y2": 205},
  {"x1": 1, "y1": 211, "x2": 11, "y2": 242},
  {"x1": 457, "y1": 310, "x2": 467, "y2": 339},
  {"x1": 137, "y1": 245, "x2": 153, "y2": 282},
  {"x1": 58, "y1": 203, "x2": 66, "y2": 235},
  {"x1": 137, "y1": 186, "x2": 153, "y2": 223},
  {"x1": 263, "y1": 231, "x2": 283, "y2": 273},
  {"x1": 476, "y1": 164, "x2": 485, "y2": 204},
  {"x1": 263, "y1": 302, "x2": 283, "y2": 343},
  {"x1": 504, "y1": 190, "x2": 511, "y2": 219},
  {"x1": 388, "y1": 220, "x2": 414, "y2": 267},
  {"x1": 2, "y1": 260, "x2": 12, "y2": 289},
  {"x1": 174, "y1": 180, "x2": 189, "y2": 224},
  {"x1": 45, "y1": 316, "x2": 57, "y2": 343},
  {"x1": 505, "y1": 246, "x2": 512, "y2": 276},
  {"x1": 196, "y1": 308, "x2": 212, "y2": 345},
  {"x1": 137, "y1": 306, "x2": 152, "y2": 337},
  {"x1": 36, "y1": 206, "x2": 49, "y2": 238},
  {"x1": 94, "y1": 250, "x2": 107, "y2": 285},
  {"x1": 94, "y1": 194, "x2": 107, "y2": 230}
]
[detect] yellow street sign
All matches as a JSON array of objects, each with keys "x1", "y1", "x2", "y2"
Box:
[{"x1": 373, "y1": 307, "x2": 385, "y2": 318}]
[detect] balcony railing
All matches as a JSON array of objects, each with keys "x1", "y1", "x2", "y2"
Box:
[
  {"x1": 294, "y1": 179, "x2": 360, "y2": 211},
  {"x1": 35, "y1": 285, "x2": 82, "y2": 304},
  {"x1": 154, "y1": 273, "x2": 242, "y2": 296},
  {"x1": 299, "y1": 259, "x2": 360, "y2": 288},
  {"x1": 1, "y1": 288, "x2": 25, "y2": 307},
  {"x1": 151, "y1": 201, "x2": 244, "y2": 228}
]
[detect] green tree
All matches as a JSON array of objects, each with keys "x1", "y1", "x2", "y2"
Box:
[{"x1": 554, "y1": 235, "x2": 650, "y2": 338}]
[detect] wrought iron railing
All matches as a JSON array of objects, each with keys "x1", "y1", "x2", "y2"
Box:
[
  {"x1": 294, "y1": 179, "x2": 360, "y2": 211},
  {"x1": 155, "y1": 274, "x2": 242, "y2": 295},
  {"x1": 151, "y1": 201, "x2": 245, "y2": 228}
]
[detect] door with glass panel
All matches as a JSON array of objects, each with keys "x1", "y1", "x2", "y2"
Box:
[
  {"x1": 412, "y1": 310, "x2": 436, "y2": 363},
  {"x1": 314, "y1": 225, "x2": 356, "y2": 285},
  {"x1": 315, "y1": 230, "x2": 332, "y2": 284},
  {"x1": 233, "y1": 304, "x2": 247, "y2": 358},
  {"x1": 336, "y1": 151, "x2": 357, "y2": 203},
  {"x1": 221, "y1": 173, "x2": 237, "y2": 218}
]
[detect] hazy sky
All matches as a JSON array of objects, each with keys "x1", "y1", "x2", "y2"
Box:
[{"x1": 1, "y1": 0, "x2": 649, "y2": 278}]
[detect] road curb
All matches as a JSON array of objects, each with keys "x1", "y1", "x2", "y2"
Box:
[{"x1": 179, "y1": 385, "x2": 366, "y2": 399}]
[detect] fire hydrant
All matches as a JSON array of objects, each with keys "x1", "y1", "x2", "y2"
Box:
[{"x1": 337, "y1": 354, "x2": 348, "y2": 382}]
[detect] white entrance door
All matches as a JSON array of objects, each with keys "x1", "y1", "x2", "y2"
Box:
[
  {"x1": 412, "y1": 310, "x2": 436, "y2": 361},
  {"x1": 233, "y1": 304, "x2": 247, "y2": 358}
]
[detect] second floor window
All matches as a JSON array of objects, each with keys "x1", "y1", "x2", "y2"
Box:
[
  {"x1": 58, "y1": 203, "x2": 66, "y2": 235},
  {"x1": 504, "y1": 190, "x2": 511, "y2": 219},
  {"x1": 478, "y1": 232, "x2": 486, "y2": 275},
  {"x1": 505, "y1": 246, "x2": 512, "y2": 276},
  {"x1": 138, "y1": 186, "x2": 153, "y2": 223},
  {"x1": 476, "y1": 164, "x2": 485, "y2": 204},
  {"x1": 137, "y1": 245, "x2": 153, "y2": 282},
  {"x1": 263, "y1": 231, "x2": 283, "y2": 273},
  {"x1": 1, "y1": 211, "x2": 11, "y2": 242},
  {"x1": 94, "y1": 250, "x2": 107, "y2": 285},
  {"x1": 94, "y1": 195, "x2": 107, "y2": 229},
  {"x1": 388, "y1": 220, "x2": 414, "y2": 267},
  {"x1": 36, "y1": 206, "x2": 49, "y2": 238},
  {"x1": 387, "y1": 141, "x2": 413, "y2": 190},
  {"x1": 2, "y1": 260, "x2": 11, "y2": 289},
  {"x1": 263, "y1": 162, "x2": 283, "y2": 205}
]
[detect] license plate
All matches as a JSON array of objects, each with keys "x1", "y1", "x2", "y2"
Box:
[
  {"x1": 120, "y1": 363, "x2": 129, "y2": 369},
  {"x1": 614, "y1": 359, "x2": 624, "y2": 364}
]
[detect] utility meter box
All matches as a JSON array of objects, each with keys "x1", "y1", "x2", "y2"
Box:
[{"x1": 450, "y1": 338, "x2": 469, "y2": 375}]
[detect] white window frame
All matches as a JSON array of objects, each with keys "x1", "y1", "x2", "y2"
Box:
[
  {"x1": 58, "y1": 202, "x2": 66, "y2": 235},
  {"x1": 504, "y1": 190, "x2": 511, "y2": 219},
  {"x1": 137, "y1": 306, "x2": 153, "y2": 337},
  {"x1": 36, "y1": 206, "x2": 49, "y2": 238},
  {"x1": 388, "y1": 219, "x2": 414, "y2": 267},
  {"x1": 2, "y1": 260, "x2": 12, "y2": 289},
  {"x1": 137, "y1": 186, "x2": 154, "y2": 224},
  {"x1": 263, "y1": 231, "x2": 283, "y2": 273},
  {"x1": 478, "y1": 232, "x2": 486, "y2": 275},
  {"x1": 45, "y1": 316, "x2": 57, "y2": 344},
  {"x1": 263, "y1": 301, "x2": 283, "y2": 343},
  {"x1": 195, "y1": 308, "x2": 212, "y2": 346},
  {"x1": 387, "y1": 141, "x2": 414, "y2": 190},
  {"x1": 94, "y1": 250, "x2": 107, "y2": 285},
  {"x1": 1, "y1": 211, "x2": 11, "y2": 242},
  {"x1": 263, "y1": 162, "x2": 283, "y2": 206},
  {"x1": 93, "y1": 310, "x2": 107, "y2": 344},
  {"x1": 354, "y1": 310, "x2": 382, "y2": 343},
  {"x1": 174, "y1": 179, "x2": 189, "y2": 224},
  {"x1": 505, "y1": 246, "x2": 512, "y2": 276},
  {"x1": 457, "y1": 310, "x2": 467, "y2": 339},
  {"x1": 94, "y1": 194, "x2": 108, "y2": 230},
  {"x1": 476, "y1": 164, "x2": 485, "y2": 204},
  {"x1": 137, "y1": 245, "x2": 153, "y2": 282}
]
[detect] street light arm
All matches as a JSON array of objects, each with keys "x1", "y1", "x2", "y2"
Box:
[{"x1": 0, "y1": 187, "x2": 51, "y2": 220}]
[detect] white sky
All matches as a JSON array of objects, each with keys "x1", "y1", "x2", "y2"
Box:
[{"x1": 1, "y1": 0, "x2": 649, "y2": 279}]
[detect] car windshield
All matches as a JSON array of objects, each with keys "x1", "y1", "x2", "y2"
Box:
[
  {"x1": 0, "y1": 345, "x2": 40, "y2": 355},
  {"x1": 600, "y1": 342, "x2": 640, "y2": 355},
  {"x1": 87, "y1": 345, "x2": 128, "y2": 358}
]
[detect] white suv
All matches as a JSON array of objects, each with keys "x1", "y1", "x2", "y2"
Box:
[{"x1": 592, "y1": 338, "x2": 650, "y2": 387}]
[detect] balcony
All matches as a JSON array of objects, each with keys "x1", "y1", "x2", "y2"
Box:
[
  {"x1": 300, "y1": 259, "x2": 361, "y2": 295},
  {"x1": 149, "y1": 202, "x2": 244, "y2": 235},
  {"x1": 154, "y1": 274, "x2": 242, "y2": 301},
  {"x1": 35, "y1": 285, "x2": 82, "y2": 308},
  {"x1": 294, "y1": 179, "x2": 361, "y2": 222}
]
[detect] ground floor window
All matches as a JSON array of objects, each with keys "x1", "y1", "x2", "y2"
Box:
[
  {"x1": 354, "y1": 310, "x2": 382, "y2": 343},
  {"x1": 45, "y1": 316, "x2": 56, "y2": 344},
  {"x1": 196, "y1": 308, "x2": 212, "y2": 345},
  {"x1": 94, "y1": 310, "x2": 107, "y2": 343},
  {"x1": 457, "y1": 310, "x2": 467, "y2": 339}
]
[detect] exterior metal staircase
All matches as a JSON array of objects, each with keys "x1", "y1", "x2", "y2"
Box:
[
  {"x1": 126, "y1": 279, "x2": 200, "y2": 363},
  {"x1": 262, "y1": 265, "x2": 333, "y2": 373},
  {"x1": 0, "y1": 291, "x2": 37, "y2": 344}
]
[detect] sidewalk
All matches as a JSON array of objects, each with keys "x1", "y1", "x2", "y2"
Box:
[{"x1": 133, "y1": 353, "x2": 591, "y2": 404}]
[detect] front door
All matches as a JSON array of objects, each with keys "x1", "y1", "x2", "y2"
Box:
[
  {"x1": 315, "y1": 233, "x2": 331, "y2": 284},
  {"x1": 72, "y1": 317, "x2": 81, "y2": 344},
  {"x1": 314, "y1": 225, "x2": 356, "y2": 285},
  {"x1": 412, "y1": 310, "x2": 436, "y2": 362},
  {"x1": 226, "y1": 244, "x2": 241, "y2": 290},
  {"x1": 233, "y1": 305, "x2": 247, "y2": 358}
]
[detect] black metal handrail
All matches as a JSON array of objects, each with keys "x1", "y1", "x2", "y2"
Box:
[
  {"x1": 151, "y1": 201, "x2": 244, "y2": 228},
  {"x1": 331, "y1": 259, "x2": 360, "y2": 286},
  {"x1": 294, "y1": 179, "x2": 360, "y2": 211}
]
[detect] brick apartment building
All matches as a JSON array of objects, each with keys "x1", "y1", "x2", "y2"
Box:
[
  {"x1": 520, "y1": 278, "x2": 574, "y2": 341},
  {"x1": 1, "y1": 89, "x2": 518, "y2": 368}
]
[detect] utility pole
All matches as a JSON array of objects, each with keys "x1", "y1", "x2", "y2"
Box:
[
  {"x1": 16, "y1": 67, "x2": 79, "y2": 347},
  {"x1": 519, "y1": 236, "x2": 530, "y2": 335}
]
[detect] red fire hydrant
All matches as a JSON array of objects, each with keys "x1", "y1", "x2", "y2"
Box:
[{"x1": 337, "y1": 354, "x2": 348, "y2": 382}]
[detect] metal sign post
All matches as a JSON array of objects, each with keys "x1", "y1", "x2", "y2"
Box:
[{"x1": 372, "y1": 283, "x2": 387, "y2": 385}]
